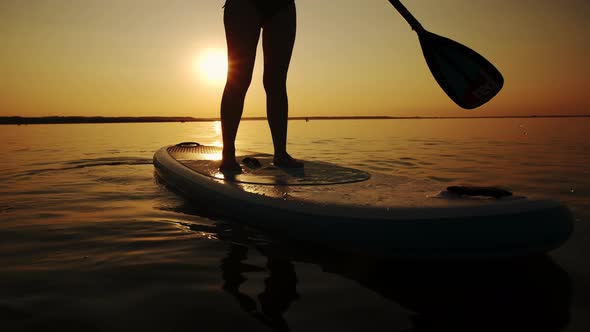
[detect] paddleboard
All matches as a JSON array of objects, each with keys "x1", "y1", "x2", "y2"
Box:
[{"x1": 154, "y1": 142, "x2": 573, "y2": 257}]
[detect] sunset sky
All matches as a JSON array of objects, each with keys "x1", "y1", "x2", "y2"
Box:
[{"x1": 1, "y1": 0, "x2": 588, "y2": 118}]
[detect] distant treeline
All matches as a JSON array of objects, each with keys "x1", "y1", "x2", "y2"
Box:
[
  {"x1": 0, "y1": 116, "x2": 392, "y2": 125},
  {"x1": 1, "y1": 115, "x2": 589, "y2": 125},
  {"x1": 0, "y1": 116, "x2": 215, "y2": 125}
]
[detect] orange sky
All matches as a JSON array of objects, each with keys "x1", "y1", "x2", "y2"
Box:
[{"x1": 1, "y1": 0, "x2": 588, "y2": 118}]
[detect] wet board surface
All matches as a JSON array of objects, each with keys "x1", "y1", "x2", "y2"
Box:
[
  {"x1": 154, "y1": 143, "x2": 574, "y2": 257},
  {"x1": 163, "y1": 144, "x2": 467, "y2": 209},
  {"x1": 168, "y1": 144, "x2": 370, "y2": 186}
]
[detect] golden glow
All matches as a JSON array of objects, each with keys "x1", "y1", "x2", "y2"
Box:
[
  {"x1": 211, "y1": 121, "x2": 222, "y2": 148},
  {"x1": 201, "y1": 152, "x2": 223, "y2": 161},
  {"x1": 0, "y1": 1, "x2": 588, "y2": 117},
  {"x1": 196, "y1": 49, "x2": 228, "y2": 86}
]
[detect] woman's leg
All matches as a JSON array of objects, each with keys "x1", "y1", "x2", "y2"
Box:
[
  {"x1": 220, "y1": 0, "x2": 262, "y2": 171},
  {"x1": 262, "y1": 2, "x2": 302, "y2": 167}
]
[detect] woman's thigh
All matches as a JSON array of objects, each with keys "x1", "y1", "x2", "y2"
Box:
[
  {"x1": 224, "y1": 0, "x2": 262, "y2": 84},
  {"x1": 262, "y1": 2, "x2": 296, "y2": 84}
]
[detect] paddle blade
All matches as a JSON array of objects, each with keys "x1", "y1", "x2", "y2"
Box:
[{"x1": 418, "y1": 31, "x2": 503, "y2": 109}]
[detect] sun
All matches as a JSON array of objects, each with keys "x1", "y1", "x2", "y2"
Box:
[{"x1": 196, "y1": 49, "x2": 228, "y2": 85}]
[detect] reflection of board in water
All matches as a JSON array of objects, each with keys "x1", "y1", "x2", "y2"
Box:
[
  {"x1": 154, "y1": 143, "x2": 573, "y2": 257},
  {"x1": 177, "y1": 215, "x2": 571, "y2": 332}
]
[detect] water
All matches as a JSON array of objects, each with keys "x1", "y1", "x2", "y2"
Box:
[{"x1": 1, "y1": 118, "x2": 589, "y2": 331}]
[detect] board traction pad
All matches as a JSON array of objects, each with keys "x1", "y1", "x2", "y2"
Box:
[{"x1": 167, "y1": 145, "x2": 370, "y2": 186}]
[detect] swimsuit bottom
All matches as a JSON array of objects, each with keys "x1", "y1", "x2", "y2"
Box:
[
  {"x1": 254, "y1": 0, "x2": 294, "y2": 22},
  {"x1": 226, "y1": 0, "x2": 294, "y2": 24},
  {"x1": 252, "y1": 0, "x2": 294, "y2": 23}
]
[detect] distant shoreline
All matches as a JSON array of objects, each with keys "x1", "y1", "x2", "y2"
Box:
[{"x1": 1, "y1": 115, "x2": 589, "y2": 125}]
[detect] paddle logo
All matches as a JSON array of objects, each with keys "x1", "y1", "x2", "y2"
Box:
[{"x1": 466, "y1": 71, "x2": 503, "y2": 105}]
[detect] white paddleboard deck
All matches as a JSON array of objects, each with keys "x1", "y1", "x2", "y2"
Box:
[{"x1": 154, "y1": 143, "x2": 573, "y2": 257}]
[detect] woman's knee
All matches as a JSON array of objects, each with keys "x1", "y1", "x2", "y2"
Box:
[
  {"x1": 263, "y1": 74, "x2": 287, "y2": 96},
  {"x1": 225, "y1": 72, "x2": 254, "y2": 95}
]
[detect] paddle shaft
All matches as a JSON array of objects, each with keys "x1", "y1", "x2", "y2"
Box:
[{"x1": 388, "y1": 0, "x2": 425, "y2": 33}]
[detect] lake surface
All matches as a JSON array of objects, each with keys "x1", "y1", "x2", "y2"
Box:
[{"x1": 1, "y1": 118, "x2": 589, "y2": 331}]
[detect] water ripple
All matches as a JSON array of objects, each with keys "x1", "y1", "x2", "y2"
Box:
[{"x1": 15, "y1": 157, "x2": 153, "y2": 178}]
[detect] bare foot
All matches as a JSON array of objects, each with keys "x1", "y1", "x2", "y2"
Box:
[
  {"x1": 273, "y1": 153, "x2": 304, "y2": 168},
  {"x1": 219, "y1": 159, "x2": 242, "y2": 173}
]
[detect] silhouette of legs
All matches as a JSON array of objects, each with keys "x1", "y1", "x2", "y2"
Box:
[
  {"x1": 262, "y1": 3, "x2": 303, "y2": 168},
  {"x1": 220, "y1": 0, "x2": 302, "y2": 171},
  {"x1": 220, "y1": 0, "x2": 261, "y2": 171}
]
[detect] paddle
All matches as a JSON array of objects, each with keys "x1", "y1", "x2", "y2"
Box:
[{"x1": 388, "y1": 0, "x2": 503, "y2": 109}]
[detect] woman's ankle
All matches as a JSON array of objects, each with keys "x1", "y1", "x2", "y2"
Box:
[{"x1": 273, "y1": 153, "x2": 304, "y2": 168}]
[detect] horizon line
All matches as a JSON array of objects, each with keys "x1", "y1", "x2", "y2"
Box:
[{"x1": 1, "y1": 114, "x2": 589, "y2": 125}]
